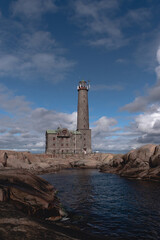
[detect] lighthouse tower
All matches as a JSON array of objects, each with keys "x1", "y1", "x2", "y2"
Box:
[{"x1": 77, "y1": 80, "x2": 91, "y2": 153}]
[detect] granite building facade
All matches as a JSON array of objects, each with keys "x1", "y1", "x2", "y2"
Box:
[{"x1": 45, "y1": 80, "x2": 91, "y2": 154}]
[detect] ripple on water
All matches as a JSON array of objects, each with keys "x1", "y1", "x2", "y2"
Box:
[{"x1": 41, "y1": 169, "x2": 160, "y2": 240}]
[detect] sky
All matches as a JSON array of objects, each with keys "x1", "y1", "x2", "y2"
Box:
[{"x1": 0, "y1": 0, "x2": 160, "y2": 153}]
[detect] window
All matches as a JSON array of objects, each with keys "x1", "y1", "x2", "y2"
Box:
[
  {"x1": 62, "y1": 129, "x2": 67, "y2": 134},
  {"x1": 84, "y1": 138, "x2": 86, "y2": 141},
  {"x1": 53, "y1": 137, "x2": 55, "y2": 140},
  {"x1": 66, "y1": 143, "x2": 68, "y2": 147},
  {"x1": 84, "y1": 125, "x2": 85, "y2": 128},
  {"x1": 53, "y1": 144, "x2": 55, "y2": 146},
  {"x1": 61, "y1": 144, "x2": 63, "y2": 146},
  {"x1": 84, "y1": 133, "x2": 86, "y2": 135}
]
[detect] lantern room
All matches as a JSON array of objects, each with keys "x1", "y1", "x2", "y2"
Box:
[{"x1": 77, "y1": 80, "x2": 90, "y2": 91}]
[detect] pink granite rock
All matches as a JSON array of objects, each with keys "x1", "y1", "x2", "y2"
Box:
[{"x1": 0, "y1": 169, "x2": 63, "y2": 219}]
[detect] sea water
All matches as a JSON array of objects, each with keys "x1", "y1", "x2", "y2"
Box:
[{"x1": 41, "y1": 169, "x2": 160, "y2": 239}]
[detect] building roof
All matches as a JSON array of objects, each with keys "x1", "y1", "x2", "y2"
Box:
[
  {"x1": 46, "y1": 129, "x2": 82, "y2": 135},
  {"x1": 71, "y1": 130, "x2": 82, "y2": 135},
  {"x1": 46, "y1": 130, "x2": 57, "y2": 134}
]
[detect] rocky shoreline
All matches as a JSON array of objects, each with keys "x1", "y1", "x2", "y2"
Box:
[
  {"x1": 0, "y1": 144, "x2": 160, "y2": 239},
  {"x1": 0, "y1": 201, "x2": 107, "y2": 240},
  {"x1": 0, "y1": 144, "x2": 160, "y2": 180},
  {"x1": 0, "y1": 169, "x2": 107, "y2": 240},
  {"x1": 100, "y1": 144, "x2": 160, "y2": 181}
]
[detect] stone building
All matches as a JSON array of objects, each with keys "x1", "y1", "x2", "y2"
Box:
[{"x1": 45, "y1": 80, "x2": 91, "y2": 154}]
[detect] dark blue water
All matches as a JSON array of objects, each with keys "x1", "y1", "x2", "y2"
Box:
[{"x1": 41, "y1": 169, "x2": 160, "y2": 239}]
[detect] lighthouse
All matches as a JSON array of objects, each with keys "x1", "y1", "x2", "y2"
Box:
[
  {"x1": 77, "y1": 80, "x2": 91, "y2": 153},
  {"x1": 45, "y1": 80, "x2": 91, "y2": 154}
]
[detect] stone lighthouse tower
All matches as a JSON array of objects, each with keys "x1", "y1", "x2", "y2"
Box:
[{"x1": 77, "y1": 80, "x2": 91, "y2": 153}]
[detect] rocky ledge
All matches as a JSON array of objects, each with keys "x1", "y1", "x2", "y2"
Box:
[
  {"x1": 0, "y1": 145, "x2": 160, "y2": 180},
  {"x1": 100, "y1": 144, "x2": 160, "y2": 180},
  {"x1": 0, "y1": 169, "x2": 105, "y2": 240},
  {"x1": 0, "y1": 150, "x2": 114, "y2": 174},
  {"x1": 0, "y1": 169, "x2": 64, "y2": 219}
]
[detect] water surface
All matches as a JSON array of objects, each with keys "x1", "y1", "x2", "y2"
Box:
[{"x1": 41, "y1": 169, "x2": 160, "y2": 239}]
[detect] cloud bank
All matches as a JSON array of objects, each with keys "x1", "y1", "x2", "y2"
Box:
[
  {"x1": 0, "y1": 83, "x2": 77, "y2": 152},
  {"x1": 1, "y1": 80, "x2": 160, "y2": 153},
  {"x1": 72, "y1": 0, "x2": 151, "y2": 49},
  {"x1": 121, "y1": 46, "x2": 160, "y2": 112},
  {"x1": 0, "y1": 0, "x2": 75, "y2": 83}
]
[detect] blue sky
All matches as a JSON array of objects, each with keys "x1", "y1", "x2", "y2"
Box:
[{"x1": 0, "y1": 0, "x2": 160, "y2": 153}]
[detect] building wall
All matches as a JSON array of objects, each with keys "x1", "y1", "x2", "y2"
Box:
[
  {"x1": 78, "y1": 129, "x2": 91, "y2": 154},
  {"x1": 46, "y1": 130, "x2": 83, "y2": 154}
]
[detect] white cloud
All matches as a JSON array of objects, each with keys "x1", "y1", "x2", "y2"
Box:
[
  {"x1": 72, "y1": 0, "x2": 151, "y2": 49},
  {"x1": 116, "y1": 58, "x2": 127, "y2": 64},
  {"x1": 0, "y1": 83, "x2": 31, "y2": 115},
  {"x1": 0, "y1": 55, "x2": 20, "y2": 72},
  {"x1": 1, "y1": 83, "x2": 159, "y2": 153},
  {"x1": 135, "y1": 107, "x2": 160, "y2": 134},
  {"x1": 0, "y1": 29, "x2": 75, "y2": 82},
  {"x1": 73, "y1": 0, "x2": 124, "y2": 49},
  {"x1": 0, "y1": 84, "x2": 77, "y2": 152},
  {"x1": 119, "y1": 46, "x2": 160, "y2": 145},
  {"x1": 155, "y1": 47, "x2": 160, "y2": 80},
  {"x1": 11, "y1": 0, "x2": 57, "y2": 19},
  {"x1": 0, "y1": 83, "x2": 131, "y2": 153},
  {"x1": 0, "y1": 2, "x2": 75, "y2": 83},
  {"x1": 121, "y1": 46, "x2": 160, "y2": 112},
  {"x1": 125, "y1": 8, "x2": 151, "y2": 25},
  {"x1": 91, "y1": 116, "x2": 123, "y2": 152},
  {"x1": 92, "y1": 116, "x2": 119, "y2": 136}
]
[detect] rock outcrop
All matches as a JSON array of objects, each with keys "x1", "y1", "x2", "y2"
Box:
[
  {"x1": 1, "y1": 145, "x2": 160, "y2": 180},
  {"x1": 0, "y1": 150, "x2": 115, "y2": 174},
  {"x1": 100, "y1": 144, "x2": 160, "y2": 180},
  {"x1": 0, "y1": 170, "x2": 102, "y2": 240},
  {"x1": 0, "y1": 169, "x2": 63, "y2": 219},
  {"x1": 0, "y1": 150, "x2": 72, "y2": 173},
  {"x1": 0, "y1": 202, "x2": 103, "y2": 240}
]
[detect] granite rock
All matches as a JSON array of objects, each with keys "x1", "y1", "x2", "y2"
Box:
[
  {"x1": 0, "y1": 169, "x2": 62, "y2": 219},
  {"x1": 100, "y1": 144, "x2": 160, "y2": 180}
]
